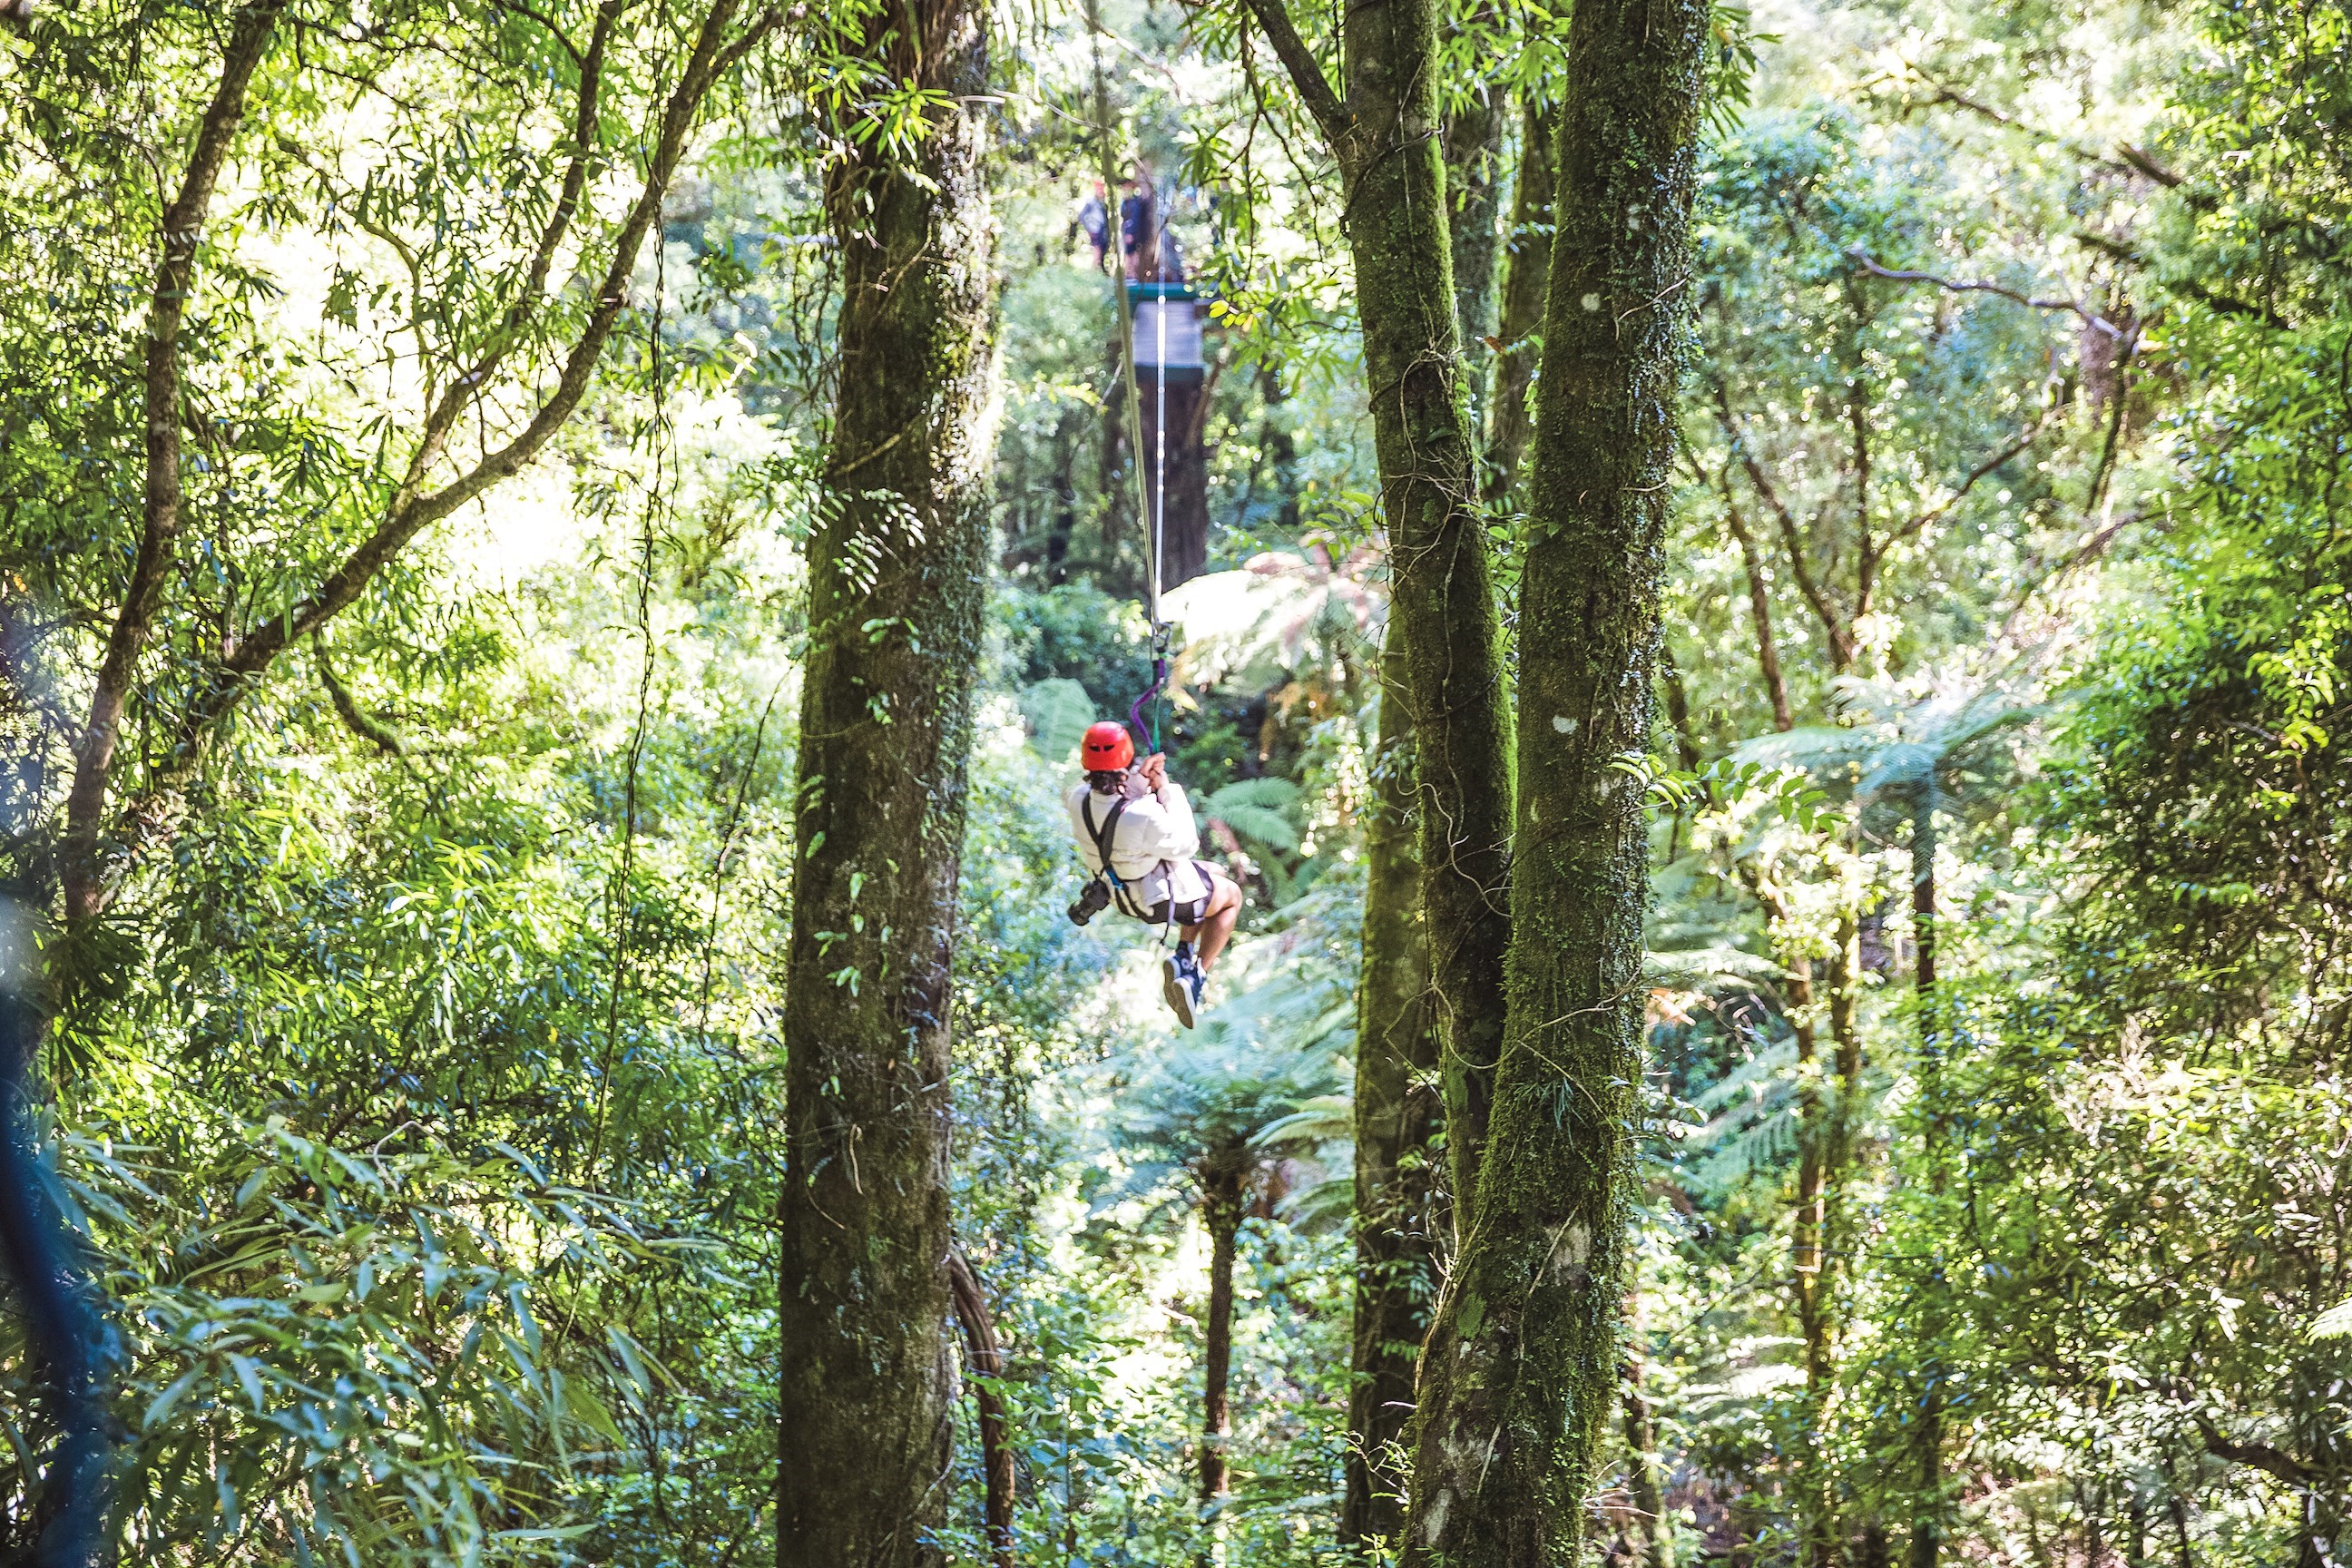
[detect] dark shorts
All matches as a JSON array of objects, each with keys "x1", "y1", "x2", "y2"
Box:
[{"x1": 1143, "y1": 861, "x2": 1216, "y2": 927}]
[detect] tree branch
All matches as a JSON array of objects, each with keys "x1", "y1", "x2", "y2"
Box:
[
  {"x1": 2193, "y1": 1412, "x2": 2313, "y2": 1489},
  {"x1": 60, "y1": 0, "x2": 287, "y2": 922},
  {"x1": 97, "y1": 1, "x2": 784, "y2": 890},
  {"x1": 1234, "y1": 0, "x2": 1348, "y2": 152},
  {"x1": 1847, "y1": 246, "x2": 2129, "y2": 338},
  {"x1": 390, "y1": 0, "x2": 626, "y2": 519},
  {"x1": 312, "y1": 637, "x2": 405, "y2": 757},
  {"x1": 2074, "y1": 230, "x2": 2289, "y2": 328},
  {"x1": 1710, "y1": 381, "x2": 1855, "y2": 671},
  {"x1": 1886, "y1": 407, "x2": 2052, "y2": 544},
  {"x1": 222, "y1": 0, "x2": 784, "y2": 685},
  {"x1": 1718, "y1": 474, "x2": 1794, "y2": 731}
]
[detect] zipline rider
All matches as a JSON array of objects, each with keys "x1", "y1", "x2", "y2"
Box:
[{"x1": 1064, "y1": 720, "x2": 1242, "y2": 1029}]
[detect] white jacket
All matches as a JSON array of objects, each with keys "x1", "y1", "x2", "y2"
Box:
[{"x1": 1066, "y1": 777, "x2": 1210, "y2": 916}]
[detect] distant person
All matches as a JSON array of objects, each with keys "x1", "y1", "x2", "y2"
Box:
[
  {"x1": 1119, "y1": 168, "x2": 1155, "y2": 282},
  {"x1": 1064, "y1": 720, "x2": 1242, "y2": 1028},
  {"x1": 1077, "y1": 181, "x2": 1109, "y2": 271}
]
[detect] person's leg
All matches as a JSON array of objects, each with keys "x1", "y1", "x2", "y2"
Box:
[{"x1": 1179, "y1": 867, "x2": 1243, "y2": 974}]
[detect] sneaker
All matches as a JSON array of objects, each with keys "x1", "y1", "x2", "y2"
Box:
[
  {"x1": 1187, "y1": 967, "x2": 1208, "y2": 1016},
  {"x1": 1161, "y1": 954, "x2": 1197, "y2": 1030}
]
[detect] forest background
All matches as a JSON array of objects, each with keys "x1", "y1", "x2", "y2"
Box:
[{"x1": 1, "y1": 0, "x2": 2348, "y2": 1561}]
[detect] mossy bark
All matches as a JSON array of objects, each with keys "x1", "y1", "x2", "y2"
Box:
[
  {"x1": 1240, "y1": 0, "x2": 1514, "y2": 1214},
  {"x1": 1339, "y1": 0, "x2": 1514, "y2": 1220},
  {"x1": 1398, "y1": 0, "x2": 1710, "y2": 1553},
  {"x1": 1446, "y1": 93, "x2": 1507, "y2": 421},
  {"x1": 775, "y1": 4, "x2": 995, "y2": 1561},
  {"x1": 1489, "y1": 96, "x2": 1560, "y2": 498},
  {"x1": 1344, "y1": 624, "x2": 1442, "y2": 1548}
]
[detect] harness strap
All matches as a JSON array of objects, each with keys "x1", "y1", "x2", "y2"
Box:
[
  {"x1": 1081, "y1": 790, "x2": 1166, "y2": 923},
  {"x1": 1081, "y1": 792, "x2": 1131, "y2": 884}
]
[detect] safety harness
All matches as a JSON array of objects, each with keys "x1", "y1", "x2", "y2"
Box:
[{"x1": 1080, "y1": 790, "x2": 1152, "y2": 921}]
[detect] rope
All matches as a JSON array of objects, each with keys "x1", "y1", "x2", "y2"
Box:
[
  {"x1": 1135, "y1": 259, "x2": 1171, "y2": 753},
  {"x1": 1083, "y1": 2, "x2": 1171, "y2": 756},
  {"x1": 1127, "y1": 622, "x2": 1170, "y2": 753},
  {"x1": 1152, "y1": 272, "x2": 1166, "y2": 632}
]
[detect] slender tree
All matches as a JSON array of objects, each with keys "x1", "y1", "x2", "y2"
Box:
[
  {"x1": 1240, "y1": 0, "x2": 1514, "y2": 1219},
  {"x1": 59, "y1": 0, "x2": 285, "y2": 924},
  {"x1": 773, "y1": 0, "x2": 997, "y2": 1557},
  {"x1": 50, "y1": 0, "x2": 785, "y2": 927},
  {"x1": 1344, "y1": 628, "x2": 1442, "y2": 1546},
  {"x1": 1490, "y1": 96, "x2": 1561, "y2": 498},
  {"x1": 1446, "y1": 91, "x2": 1508, "y2": 416},
  {"x1": 1401, "y1": 0, "x2": 1711, "y2": 1552}
]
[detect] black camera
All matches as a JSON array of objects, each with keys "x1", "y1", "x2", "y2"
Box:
[{"x1": 1067, "y1": 878, "x2": 1112, "y2": 926}]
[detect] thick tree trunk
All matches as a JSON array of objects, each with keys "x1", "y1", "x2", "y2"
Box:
[
  {"x1": 1488, "y1": 96, "x2": 1560, "y2": 498},
  {"x1": 1399, "y1": 0, "x2": 1710, "y2": 1554},
  {"x1": 1445, "y1": 93, "x2": 1507, "y2": 421},
  {"x1": 1239, "y1": 0, "x2": 1514, "y2": 1217},
  {"x1": 775, "y1": 6, "x2": 995, "y2": 1561},
  {"x1": 1344, "y1": 623, "x2": 1442, "y2": 1548},
  {"x1": 1200, "y1": 1152, "x2": 1246, "y2": 1510},
  {"x1": 1346, "y1": 0, "x2": 1514, "y2": 1223}
]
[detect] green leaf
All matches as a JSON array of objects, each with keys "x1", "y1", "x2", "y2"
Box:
[{"x1": 142, "y1": 1370, "x2": 202, "y2": 1434}]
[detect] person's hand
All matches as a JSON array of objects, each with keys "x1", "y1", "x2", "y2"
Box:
[{"x1": 1140, "y1": 753, "x2": 1169, "y2": 790}]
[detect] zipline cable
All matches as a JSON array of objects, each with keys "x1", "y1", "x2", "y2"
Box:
[{"x1": 1086, "y1": 0, "x2": 1171, "y2": 754}]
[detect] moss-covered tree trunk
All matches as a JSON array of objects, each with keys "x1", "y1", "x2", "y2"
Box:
[
  {"x1": 1398, "y1": 0, "x2": 1710, "y2": 1553},
  {"x1": 774, "y1": 4, "x2": 995, "y2": 1560},
  {"x1": 1446, "y1": 93, "x2": 1507, "y2": 423},
  {"x1": 1344, "y1": 623, "x2": 1442, "y2": 1548},
  {"x1": 1489, "y1": 97, "x2": 1560, "y2": 498},
  {"x1": 1240, "y1": 0, "x2": 1512, "y2": 1214}
]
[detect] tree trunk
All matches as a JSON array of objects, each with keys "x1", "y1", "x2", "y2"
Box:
[
  {"x1": 1488, "y1": 96, "x2": 1560, "y2": 499},
  {"x1": 1724, "y1": 492, "x2": 1796, "y2": 732},
  {"x1": 1200, "y1": 1152, "x2": 1247, "y2": 1511},
  {"x1": 1398, "y1": 0, "x2": 1709, "y2": 1554},
  {"x1": 60, "y1": 0, "x2": 285, "y2": 924},
  {"x1": 775, "y1": 5, "x2": 995, "y2": 1561},
  {"x1": 1740, "y1": 554, "x2": 1840, "y2": 1563},
  {"x1": 1765, "y1": 887, "x2": 1836, "y2": 1568},
  {"x1": 1445, "y1": 92, "x2": 1507, "y2": 422},
  {"x1": 1238, "y1": 0, "x2": 1514, "y2": 1218},
  {"x1": 1344, "y1": 622, "x2": 1443, "y2": 1549},
  {"x1": 1625, "y1": 1374, "x2": 1670, "y2": 1568},
  {"x1": 0, "y1": 921, "x2": 120, "y2": 1564},
  {"x1": 1906, "y1": 791, "x2": 1944, "y2": 1568},
  {"x1": 1825, "y1": 907, "x2": 1863, "y2": 1323},
  {"x1": 946, "y1": 1253, "x2": 1015, "y2": 1568}
]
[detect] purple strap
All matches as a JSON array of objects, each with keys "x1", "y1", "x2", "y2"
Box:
[{"x1": 1127, "y1": 652, "x2": 1168, "y2": 751}]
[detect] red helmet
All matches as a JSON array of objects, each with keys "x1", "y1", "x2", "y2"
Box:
[{"x1": 1081, "y1": 720, "x2": 1135, "y2": 771}]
